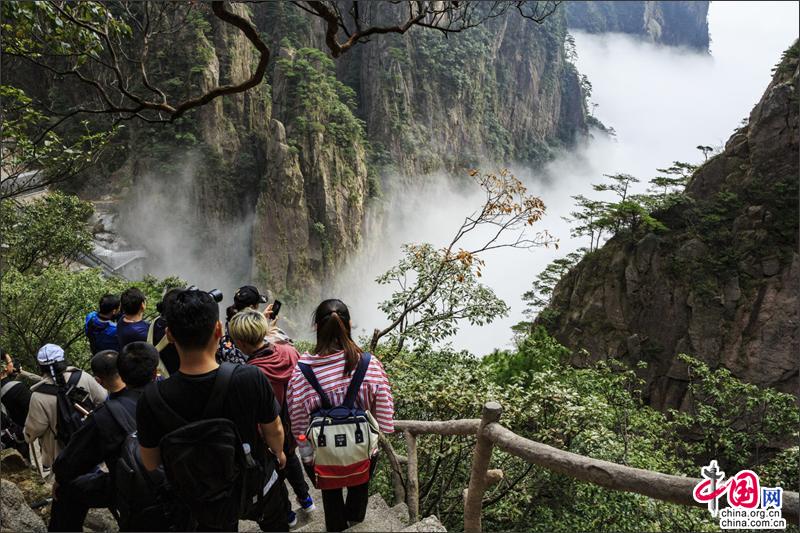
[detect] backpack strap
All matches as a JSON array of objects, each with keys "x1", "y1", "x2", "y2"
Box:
[
  {"x1": 343, "y1": 353, "x2": 371, "y2": 410},
  {"x1": 65, "y1": 370, "x2": 82, "y2": 390},
  {"x1": 0, "y1": 380, "x2": 21, "y2": 398},
  {"x1": 36, "y1": 370, "x2": 82, "y2": 397},
  {"x1": 148, "y1": 319, "x2": 172, "y2": 353},
  {"x1": 146, "y1": 320, "x2": 155, "y2": 345},
  {"x1": 104, "y1": 398, "x2": 136, "y2": 435},
  {"x1": 201, "y1": 363, "x2": 236, "y2": 418},
  {"x1": 297, "y1": 362, "x2": 332, "y2": 410},
  {"x1": 145, "y1": 382, "x2": 187, "y2": 431}
]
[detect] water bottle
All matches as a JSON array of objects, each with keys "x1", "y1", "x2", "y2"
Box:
[
  {"x1": 297, "y1": 434, "x2": 314, "y2": 464},
  {"x1": 242, "y1": 442, "x2": 257, "y2": 468}
]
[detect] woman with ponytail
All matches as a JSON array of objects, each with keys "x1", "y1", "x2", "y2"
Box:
[{"x1": 286, "y1": 299, "x2": 394, "y2": 532}]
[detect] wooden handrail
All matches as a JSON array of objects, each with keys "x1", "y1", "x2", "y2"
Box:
[
  {"x1": 484, "y1": 422, "x2": 796, "y2": 523},
  {"x1": 387, "y1": 403, "x2": 800, "y2": 530},
  {"x1": 394, "y1": 419, "x2": 481, "y2": 435}
]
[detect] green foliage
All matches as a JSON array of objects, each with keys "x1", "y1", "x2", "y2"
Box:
[
  {"x1": 0, "y1": 191, "x2": 182, "y2": 370},
  {"x1": 521, "y1": 252, "x2": 583, "y2": 318},
  {"x1": 0, "y1": 267, "x2": 180, "y2": 371},
  {"x1": 649, "y1": 161, "x2": 696, "y2": 209},
  {"x1": 670, "y1": 355, "x2": 800, "y2": 471},
  {"x1": 376, "y1": 243, "x2": 509, "y2": 350},
  {"x1": 0, "y1": 85, "x2": 116, "y2": 199},
  {"x1": 276, "y1": 47, "x2": 367, "y2": 151},
  {"x1": 1, "y1": 266, "x2": 110, "y2": 369},
  {"x1": 1, "y1": 1, "x2": 129, "y2": 59},
  {"x1": 0, "y1": 192, "x2": 94, "y2": 273},
  {"x1": 772, "y1": 40, "x2": 799, "y2": 77},
  {"x1": 377, "y1": 329, "x2": 798, "y2": 531},
  {"x1": 482, "y1": 326, "x2": 571, "y2": 381}
]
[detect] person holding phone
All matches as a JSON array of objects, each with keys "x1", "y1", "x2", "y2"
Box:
[{"x1": 218, "y1": 285, "x2": 289, "y2": 364}]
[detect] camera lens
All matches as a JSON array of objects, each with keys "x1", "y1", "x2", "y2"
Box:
[{"x1": 208, "y1": 289, "x2": 224, "y2": 303}]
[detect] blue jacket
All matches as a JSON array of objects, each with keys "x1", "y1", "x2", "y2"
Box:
[{"x1": 85, "y1": 311, "x2": 121, "y2": 354}]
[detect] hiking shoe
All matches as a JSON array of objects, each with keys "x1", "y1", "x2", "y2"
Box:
[
  {"x1": 288, "y1": 510, "x2": 298, "y2": 527},
  {"x1": 298, "y1": 495, "x2": 316, "y2": 512}
]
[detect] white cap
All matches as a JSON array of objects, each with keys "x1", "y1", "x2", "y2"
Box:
[{"x1": 37, "y1": 344, "x2": 65, "y2": 365}]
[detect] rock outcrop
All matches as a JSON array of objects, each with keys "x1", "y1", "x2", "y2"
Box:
[
  {"x1": 541, "y1": 43, "x2": 799, "y2": 410},
  {"x1": 4, "y1": 2, "x2": 711, "y2": 303},
  {"x1": 566, "y1": 1, "x2": 710, "y2": 50},
  {"x1": 0, "y1": 479, "x2": 46, "y2": 533},
  {"x1": 351, "y1": 6, "x2": 587, "y2": 176}
]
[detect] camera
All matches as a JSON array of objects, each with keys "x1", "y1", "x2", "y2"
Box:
[{"x1": 186, "y1": 286, "x2": 224, "y2": 303}]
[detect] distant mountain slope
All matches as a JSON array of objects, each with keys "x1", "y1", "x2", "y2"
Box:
[
  {"x1": 540, "y1": 43, "x2": 799, "y2": 410},
  {"x1": 566, "y1": 1, "x2": 710, "y2": 50}
]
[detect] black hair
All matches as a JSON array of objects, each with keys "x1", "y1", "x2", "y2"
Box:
[
  {"x1": 225, "y1": 305, "x2": 239, "y2": 322},
  {"x1": 98, "y1": 294, "x2": 121, "y2": 316},
  {"x1": 164, "y1": 289, "x2": 220, "y2": 350},
  {"x1": 157, "y1": 287, "x2": 184, "y2": 315},
  {"x1": 90, "y1": 350, "x2": 119, "y2": 379},
  {"x1": 120, "y1": 287, "x2": 146, "y2": 316},
  {"x1": 118, "y1": 342, "x2": 159, "y2": 388},
  {"x1": 39, "y1": 361, "x2": 68, "y2": 386},
  {"x1": 312, "y1": 299, "x2": 362, "y2": 375}
]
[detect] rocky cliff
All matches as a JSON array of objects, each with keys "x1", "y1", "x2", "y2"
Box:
[
  {"x1": 540, "y1": 43, "x2": 799, "y2": 410},
  {"x1": 4, "y1": 2, "x2": 711, "y2": 305},
  {"x1": 350, "y1": 6, "x2": 587, "y2": 176},
  {"x1": 566, "y1": 1, "x2": 710, "y2": 50}
]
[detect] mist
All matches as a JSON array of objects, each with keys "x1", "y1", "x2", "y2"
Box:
[
  {"x1": 117, "y1": 156, "x2": 253, "y2": 303},
  {"x1": 330, "y1": 1, "x2": 800, "y2": 355}
]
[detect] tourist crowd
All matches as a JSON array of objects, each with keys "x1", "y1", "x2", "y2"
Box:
[{"x1": 0, "y1": 285, "x2": 394, "y2": 532}]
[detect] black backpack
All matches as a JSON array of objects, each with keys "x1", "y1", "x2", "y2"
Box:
[
  {"x1": 145, "y1": 363, "x2": 272, "y2": 529},
  {"x1": 37, "y1": 370, "x2": 95, "y2": 447},
  {"x1": 103, "y1": 400, "x2": 173, "y2": 532}
]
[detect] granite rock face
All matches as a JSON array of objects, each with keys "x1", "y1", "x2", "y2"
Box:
[
  {"x1": 4, "y1": 2, "x2": 711, "y2": 303},
  {"x1": 541, "y1": 45, "x2": 799, "y2": 410},
  {"x1": 566, "y1": 1, "x2": 710, "y2": 50},
  {"x1": 0, "y1": 479, "x2": 46, "y2": 533}
]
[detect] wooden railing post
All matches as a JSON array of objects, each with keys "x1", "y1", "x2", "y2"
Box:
[
  {"x1": 405, "y1": 430, "x2": 420, "y2": 522},
  {"x1": 464, "y1": 401, "x2": 502, "y2": 533}
]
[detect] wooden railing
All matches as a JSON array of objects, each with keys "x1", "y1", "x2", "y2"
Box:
[{"x1": 380, "y1": 402, "x2": 799, "y2": 532}]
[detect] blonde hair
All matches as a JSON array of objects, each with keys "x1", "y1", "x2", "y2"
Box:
[{"x1": 228, "y1": 308, "x2": 269, "y2": 347}]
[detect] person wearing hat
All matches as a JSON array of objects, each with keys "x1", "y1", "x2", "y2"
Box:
[
  {"x1": 24, "y1": 344, "x2": 107, "y2": 477},
  {"x1": 218, "y1": 285, "x2": 290, "y2": 364}
]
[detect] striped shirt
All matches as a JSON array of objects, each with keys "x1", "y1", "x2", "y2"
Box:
[{"x1": 287, "y1": 351, "x2": 394, "y2": 438}]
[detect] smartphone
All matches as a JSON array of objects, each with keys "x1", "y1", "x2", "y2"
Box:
[{"x1": 269, "y1": 300, "x2": 282, "y2": 320}]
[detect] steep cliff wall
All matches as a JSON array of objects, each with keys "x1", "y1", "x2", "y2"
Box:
[
  {"x1": 540, "y1": 44, "x2": 799, "y2": 410},
  {"x1": 566, "y1": 1, "x2": 710, "y2": 50},
  {"x1": 352, "y1": 7, "x2": 587, "y2": 177},
  {"x1": 4, "y1": 2, "x2": 710, "y2": 304}
]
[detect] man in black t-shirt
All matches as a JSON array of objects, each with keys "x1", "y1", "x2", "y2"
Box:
[{"x1": 137, "y1": 289, "x2": 288, "y2": 532}]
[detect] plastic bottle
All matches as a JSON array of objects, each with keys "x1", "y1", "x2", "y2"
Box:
[
  {"x1": 242, "y1": 442, "x2": 257, "y2": 468},
  {"x1": 297, "y1": 434, "x2": 314, "y2": 464}
]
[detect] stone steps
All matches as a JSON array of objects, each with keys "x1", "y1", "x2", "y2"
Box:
[{"x1": 241, "y1": 457, "x2": 446, "y2": 533}]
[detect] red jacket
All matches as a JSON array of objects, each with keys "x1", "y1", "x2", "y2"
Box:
[{"x1": 247, "y1": 342, "x2": 300, "y2": 405}]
